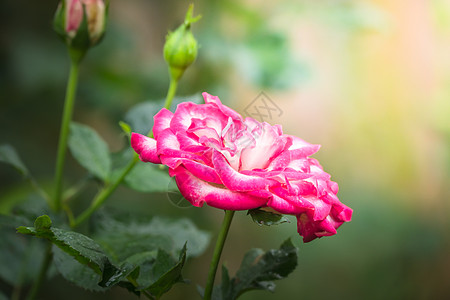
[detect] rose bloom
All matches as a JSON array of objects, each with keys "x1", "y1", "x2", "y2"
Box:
[
  {"x1": 131, "y1": 93, "x2": 352, "y2": 242},
  {"x1": 64, "y1": 0, "x2": 105, "y2": 43}
]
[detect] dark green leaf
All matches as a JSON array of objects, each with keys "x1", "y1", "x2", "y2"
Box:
[
  {"x1": 17, "y1": 215, "x2": 120, "y2": 288},
  {"x1": 0, "y1": 214, "x2": 33, "y2": 229},
  {"x1": 99, "y1": 260, "x2": 136, "y2": 288},
  {"x1": 0, "y1": 204, "x2": 60, "y2": 285},
  {"x1": 111, "y1": 147, "x2": 135, "y2": 169},
  {"x1": 52, "y1": 247, "x2": 107, "y2": 291},
  {"x1": 0, "y1": 144, "x2": 29, "y2": 176},
  {"x1": 124, "y1": 161, "x2": 172, "y2": 193},
  {"x1": 146, "y1": 244, "x2": 187, "y2": 299},
  {"x1": 93, "y1": 214, "x2": 209, "y2": 297},
  {"x1": 248, "y1": 208, "x2": 290, "y2": 226},
  {"x1": 110, "y1": 148, "x2": 135, "y2": 182},
  {"x1": 94, "y1": 214, "x2": 210, "y2": 259},
  {"x1": 68, "y1": 122, "x2": 111, "y2": 181},
  {"x1": 0, "y1": 226, "x2": 46, "y2": 285},
  {"x1": 146, "y1": 217, "x2": 210, "y2": 258},
  {"x1": 96, "y1": 228, "x2": 187, "y2": 297},
  {"x1": 114, "y1": 247, "x2": 186, "y2": 298},
  {"x1": 212, "y1": 239, "x2": 298, "y2": 300},
  {"x1": 52, "y1": 245, "x2": 134, "y2": 291},
  {"x1": 124, "y1": 100, "x2": 161, "y2": 135}
]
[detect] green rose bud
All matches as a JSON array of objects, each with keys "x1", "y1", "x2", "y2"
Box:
[{"x1": 163, "y1": 4, "x2": 201, "y2": 81}]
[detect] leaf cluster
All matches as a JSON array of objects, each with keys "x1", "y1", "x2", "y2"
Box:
[{"x1": 16, "y1": 214, "x2": 209, "y2": 298}]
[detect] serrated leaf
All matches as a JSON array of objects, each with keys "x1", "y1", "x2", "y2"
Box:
[
  {"x1": 0, "y1": 214, "x2": 33, "y2": 229},
  {"x1": 124, "y1": 94, "x2": 202, "y2": 134},
  {"x1": 124, "y1": 161, "x2": 172, "y2": 193},
  {"x1": 115, "y1": 248, "x2": 186, "y2": 298},
  {"x1": 248, "y1": 208, "x2": 290, "y2": 226},
  {"x1": 17, "y1": 215, "x2": 119, "y2": 288},
  {"x1": 0, "y1": 226, "x2": 46, "y2": 286},
  {"x1": 212, "y1": 239, "x2": 298, "y2": 300},
  {"x1": 145, "y1": 244, "x2": 187, "y2": 299},
  {"x1": 146, "y1": 217, "x2": 210, "y2": 258},
  {"x1": 92, "y1": 214, "x2": 208, "y2": 297},
  {"x1": 52, "y1": 247, "x2": 107, "y2": 291},
  {"x1": 97, "y1": 230, "x2": 187, "y2": 298},
  {"x1": 0, "y1": 207, "x2": 58, "y2": 286},
  {"x1": 68, "y1": 122, "x2": 111, "y2": 181},
  {"x1": 94, "y1": 214, "x2": 210, "y2": 259},
  {"x1": 0, "y1": 144, "x2": 29, "y2": 176}
]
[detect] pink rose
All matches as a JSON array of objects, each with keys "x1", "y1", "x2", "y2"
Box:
[
  {"x1": 131, "y1": 93, "x2": 352, "y2": 242},
  {"x1": 58, "y1": 0, "x2": 105, "y2": 44}
]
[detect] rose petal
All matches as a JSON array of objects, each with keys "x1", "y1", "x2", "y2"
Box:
[
  {"x1": 267, "y1": 193, "x2": 314, "y2": 215},
  {"x1": 202, "y1": 92, "x2": 242, "y2": 121},
  {"x1": 180, "y1": 159, "x2": 222, "y2": 184},
  {"x1": 153, "y1": 108, "x2": 174, "y2": 139},
  {"x1": 297, "y1": 213, "x2": 338, "y2": 243},
  {"x1": 157, "y1": 128, "x2": 199, "y2": 161},
  {"x1": 212, "y1": 150, "x2": 276, "y2": 191},
  {"x1": 173, "y1": 167, "x2": 268, "y2": 210},
  {"x1": 240, "y1": 122, "x2": 286, "y2": 171},
  {"x1": 131, "y1": 132, "x2": 161, "y2": 164}
]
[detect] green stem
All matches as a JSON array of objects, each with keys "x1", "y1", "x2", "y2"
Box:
[
  {"x1": 26, "y1": 242, "x2": 53, "y2": 300},
  {"x1": 127, "y1": 275, "x2": 155, "y2": 300},
  {"x1": 71, "y1": 154, "x2": 139, "y2": 228},
  {"x1": 164, "y1": 77, "x2": 178, "y2": 110},
  {"x1": 70, "y1": 74, "x2": 180, "y2": 228},
  {"x1": 204, "y1": 210, "x2": 235, "y2": 300},
  {"x1": 53, "y1": 57, "x2": 80, "y2": 211}
]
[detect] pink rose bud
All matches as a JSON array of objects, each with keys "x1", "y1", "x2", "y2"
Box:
[
  {"x1": 54, "y1": 0, "x2": 107, "y2": 51},
  {"x1": 130, "y1": 93, "x2": 353, "y2": 243}
]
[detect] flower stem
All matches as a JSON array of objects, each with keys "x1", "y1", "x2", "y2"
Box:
[
  {"x1": 53, "y1": 57, "x2": 79, "y2": 211},
  {"x1": 26, "y1": 242, "x2": 53, "y2": 300},
  {"x1": 71, "y1": 154, "x2": 139, "y2": 228},
  {"x1": 164, "y1": 77, "x2": 178, "y2": 110},
  {"x1": 70, "y1": 74, "x2": 180, "y2": 228},
  {"x1": 204, "y1": 210, "x2": 235, "y2": 300}
]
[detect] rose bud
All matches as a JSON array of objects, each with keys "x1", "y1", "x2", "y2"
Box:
[
  {"x1": 53, "y1": 0, "x2": 107, "y2": 53},
  {"x1": 163, "y1": 4, "x2": 201, "y2": 80}
]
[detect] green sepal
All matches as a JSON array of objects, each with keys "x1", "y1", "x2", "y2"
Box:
[
  {"x1": 248, "y1": 208, "x2": 290, "y2": 226},
  {"x1": 119, "y1": 121, "x2": 132, "y2": 139}
]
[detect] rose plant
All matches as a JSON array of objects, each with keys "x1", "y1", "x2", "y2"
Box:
[{"x1": 0, "y1": 2, "x2": 354, "y2": 300}]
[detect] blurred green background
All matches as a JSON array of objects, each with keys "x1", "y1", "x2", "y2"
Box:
[{"x1": 1, "y1": 0, "x2": 450, "y2": 299}]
